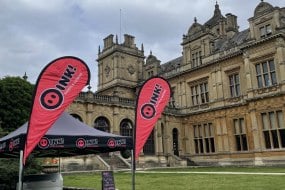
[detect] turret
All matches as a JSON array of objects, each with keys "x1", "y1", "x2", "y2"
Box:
[{"x1": 226, "y1": 13, "x2": 238, "y2": 38}]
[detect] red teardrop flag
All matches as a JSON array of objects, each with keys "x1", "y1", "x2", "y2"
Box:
[
  {"x1": 23, "y1": 56, "x2": 90, "y2": 165},
  {"x1": 134, "y1": 77, "x2": 171, "y2": 159}
]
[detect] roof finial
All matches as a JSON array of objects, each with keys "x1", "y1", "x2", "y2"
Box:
[
  {"x1": 215, "y1": 0, "x2": 219, "y2": 7},
  {"x1": 194, "y1": 17, "x2": 197, "y2": 23},
  {"x1": 23, "y1": 72, "x2": 28, "y2": 80},
  {"x1": 261, "y1": 0, "x2": 264, "y2": 2},
  {"x1": 214, "y1": 0, "x2": 221, "y2": 16},
  {"x1": 150, "y1": 50, "x2": 152, "y2": 55}
]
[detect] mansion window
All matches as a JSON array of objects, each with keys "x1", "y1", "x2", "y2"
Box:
[
  {"x1": 233, "y1": 118, "x2": 248, "y2": 151},
  {"x1": 260, "y1": 24, "x2": 272, "y2": 38},
  {"x1": 261, "y1": 110, "x2": 285, "y2": 149},
  {"x1": 120, "y1": 119, "x2": 133, "y2": 136},
  {"x1": 148, "y1": 70, "x2": 154, "y2": 77},
  {"x1": 191, "y1": 50, "x2": 202, "y2": 68},
  {"x1": 70, "y1": 114, "x2": 83, "y2": 122},
  {"x1": 193, "y1": 123, "x2": 215, "y2": 154},
  {"x1": 191, "y1": 82, "x2": 209, "y2": 106},
  {"x1": 229, "y1": 73, "x2": 240, "y2": 97},
  {"x1": 94, "y1": 117, "x2": 110, "y2": 132},
  {"x1": 256, "y1": 60, "x2": 277, "y2": 88},
  {"x1": 143, "y1": 129, "x2": 155, "y2": 155}
]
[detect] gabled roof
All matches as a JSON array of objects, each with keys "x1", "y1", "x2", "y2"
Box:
[{"x1": 254, "y1": 0, "x2": 274, "y2": 17}]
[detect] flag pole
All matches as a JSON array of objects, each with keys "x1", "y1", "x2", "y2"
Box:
[
  {"x1": 18, "y1": 150, "x2": 24, "y2": 190},
  {"x1": 131, "y1": 149, "x2": 135, "y2": 190}
]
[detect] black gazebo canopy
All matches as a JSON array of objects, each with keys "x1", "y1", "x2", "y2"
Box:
[{"x1": 0, "y1": 112, "x2": 133, "y2": 158}]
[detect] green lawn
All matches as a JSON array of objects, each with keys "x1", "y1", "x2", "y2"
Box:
[{"x1": 63, "y1": 167, "x2": 285, "y2": 190}]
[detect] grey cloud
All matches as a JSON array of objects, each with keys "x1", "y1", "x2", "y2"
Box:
[{"x1": 0, "y1": 0, "x2": 283, "y2": 89}]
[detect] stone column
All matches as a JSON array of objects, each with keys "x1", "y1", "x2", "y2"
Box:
[
  {"x1": 178, "y1": 82, "x2": 182, "y2": 106},
  {"x1": 276, "y1": 38, "x2": 285, "y2": 83},
  {"x1": 243, "y1": 51, "x2": 254, "y2": 98},
  {"x1": 98, "y1": 62, "x2": 103, "y2": 89},
  {"x1": 112, "y1": 107, "x2": 119, "y2": 134},
  {"x1": 113, "y1": 54, "x2": 119, "y2": 79},
  {"x1": 184, "y1": 122, "x2": 191, "y2": 156},
  {"x1": 188, "y1": 121, "x2": 195, "y2": 154},
  {"x1": 153, "y1": 122, "x2": 161, "y2": 156},
  {"x1": 216, "y1": 68, "x2": 224, "y2": 100},
  {"x1": 221, "y1": 116, "x2": 229, "y2": 152},
  {"x1": 86, "y1": 103, "x2": 93, "y2": 126},
  {"x1": 226, "y1": 117, "x2": 235, "y2": 152},
  {"x1": 215, "y1": 117, "x2": 223, "y2": 152},
  {"x1": 164, "y1": 118, "x2": 171, "y2": 155},
  {"x1": 211, "y1": 71, "x2": 218, "y2": 100},
  {"x1": 249, "y1": 108, "x2": 262, "y2": 151},
  {"x1": 181, "y1": 80, "x2": 187, "y2": 108}
]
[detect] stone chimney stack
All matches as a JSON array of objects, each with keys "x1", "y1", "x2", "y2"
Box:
[
  {"x1": 103, "y1": 34, "x2": 114, "y2": 49},
  {"x1": 226, "y1": 13, "x2": 238, "y2": 38},
  {"x1": 123, "y1": 34, "x2": 135, "y2": 48}
]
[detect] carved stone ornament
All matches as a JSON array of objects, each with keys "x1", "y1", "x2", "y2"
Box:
[
  {"x1": 128, "y1": 65, "x2": 135, "y2": 75},
  {"x1": 280, "y1": 12, "x2": 285, "y2": 26},
  {"x1": 276, "y1": 38, "x2": 285, "y2": 48},
  {"x1": 105, "y1": 65, "x2": 110, "y2": 77}
]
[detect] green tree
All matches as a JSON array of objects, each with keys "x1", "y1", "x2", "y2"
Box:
[
  {"x1": 0, "y1": 156, "x2": 43, "y2": 189},
  {"x1": 0, "y1": 76, "x2": 33, "y2": 134},
  {"x1": 0, "y1": 76, "x2": 42, "y2": 189}
]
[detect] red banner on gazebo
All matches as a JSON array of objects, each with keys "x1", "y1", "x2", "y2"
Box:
[
  {"x1": 23, "y1": 56, "x2": 90, "y2": 165},
  {"x1": 134, "y1": 77, "x2": 171, "y2": 159}
]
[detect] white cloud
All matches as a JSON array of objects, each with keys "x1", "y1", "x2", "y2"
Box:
[{"x1": 0, "y1": 0, "x2": 284, "y2": 90}]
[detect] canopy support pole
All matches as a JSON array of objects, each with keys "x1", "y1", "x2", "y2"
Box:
[
  {"x1": 131, "y1": 149, "x2": 135, "y2": 190},
  {"x1": 18, "y1": 150, "x2": 23, "y2": 190},
  {"x1": 58, "y1": 156, "x2": 61, "y2": 173}
]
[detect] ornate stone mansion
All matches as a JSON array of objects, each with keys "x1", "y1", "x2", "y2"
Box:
[{"x1": 67, "y1": 1, "x2": 285, "y2": 166}]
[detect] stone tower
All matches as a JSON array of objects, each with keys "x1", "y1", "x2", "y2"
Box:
[{"x1": 96, "y1": 34, "x2": 145, "y2": 99}]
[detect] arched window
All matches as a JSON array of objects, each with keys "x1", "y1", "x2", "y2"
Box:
[
  {"x1": 143, "y1": 129, "x2": 155, "y2": 155},
  {"x1": 70, "y1": 114, "x2": 83, "y2": 122},
  {"x1": 120, "y1": 119, "x2": 133, "y2": 136},
  {"x1": 94, "y1": 117, "x2": 110, "y2": 132}
]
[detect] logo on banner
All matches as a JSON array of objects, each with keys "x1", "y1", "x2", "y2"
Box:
[
  {"x1": 40, "y1": 89, "x2": 64, "y2": 110},
  {"x1": 9, "y1": 138, "x2": 20, "y2": 151},
  {"x1": 76, "y1": 138, "x2": 98, "y2": 149},
  {"x1": 40, "y1": 65, "x2": 77, "y2": 110},
  {"x1": 38, "y1": 137, "x2": 64, "y2": 149},
  {"x1": 140, "y1": 84, "x2": 162, "y2": 119},
  {"x1": 107, "y1": 138, "x2": 127, "y2": 148},
  {"x1": 107, "y1": 138, "x2": 116, "y2": 148},
  {"x1": 38, "y1": 137, "x2": 50, "y2": 149},
  {"x1": 76, "y1": 138, "x2": 86, "y2": 149}
]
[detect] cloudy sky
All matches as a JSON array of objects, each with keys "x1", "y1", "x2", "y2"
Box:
[{"x1": 0, "y1": 0, "x2": 283, "y2": 90}]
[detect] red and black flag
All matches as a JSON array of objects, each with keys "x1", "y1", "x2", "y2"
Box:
[
  {"x1": 23, "y1": 56, "x2": 90, "y2": 165},
  {"x1": 134, "y1": 77, "x2": 171, "y2": 159}
]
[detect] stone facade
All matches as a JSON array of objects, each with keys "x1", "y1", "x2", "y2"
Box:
[{"x1": 68, "y1": 1, "x2": 285, "y2": 166}]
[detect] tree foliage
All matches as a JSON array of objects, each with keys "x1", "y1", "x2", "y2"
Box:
[
  {"x1": 0, "y1": 156, "x2": 43, "y2": 189},
  {"x1": 0, "y1": 76, "x2": 42, "y2": 189},
  {"x1": 0, "y1": 76, "x2": 34, "y2": 134}
]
